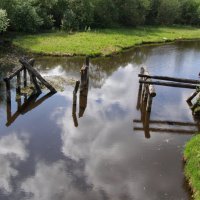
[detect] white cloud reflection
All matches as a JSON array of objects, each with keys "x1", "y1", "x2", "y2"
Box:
[
  {"x1": 0, "y1": 133, "x2": 29, "y2": 194},
  {"x1": 18, "y1": 49, "x2": 198, "y2": 200}
]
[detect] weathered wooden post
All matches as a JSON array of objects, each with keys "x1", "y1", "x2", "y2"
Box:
[
  {"x1": 16, "y1": 72, "x2": 21, "y2": 95},
  {"x1": 23, "y1": 67, "x2": 27, "y2": 87},
  {"x1": 80, "y1": 57, "x2": 89, "y2": 90},
  {"x1": 79, "y1": 81, "x2": 89, "y2": 118},
  {"x1": 79, "y1": 57, "x2": 89, "y2": 118},
  {"x1": 141, "y1": 86, "x2": 148, "y2": 121},
  {"x1": 72, "y1": 80, "x2": 80, "y2": 127},
  {"x1": 137, "y1": 67, "x2": 145, "y2": 110},
  {"x1": 5, "y1": 79, "x2": 11, "y2": 123},
  {"x1": 4, "y1": 79, "x2": 11, "y2": 101}
]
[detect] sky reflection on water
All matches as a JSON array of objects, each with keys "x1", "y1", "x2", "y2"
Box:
[{"x1": 0, "y1": 41, "x2": 200, "y2": 200}]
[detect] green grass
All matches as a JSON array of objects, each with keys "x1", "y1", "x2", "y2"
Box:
[
  {"x1": 184, "y1": 135, "x2": 200, "y2": 200},
  {"x1": 12, "y1": 26, "x2": 200, "y2": 56}
]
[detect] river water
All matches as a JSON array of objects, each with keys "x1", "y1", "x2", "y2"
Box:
[{"x1": 0, "y1": 41, "x2": 200, "y2": 200}]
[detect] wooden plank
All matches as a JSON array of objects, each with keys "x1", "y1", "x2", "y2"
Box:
[
  {"x1": 134, "y1": 127, "x2": 196, "y2": 134},
  {"x1": 19, "y1": 58, "x2": 56, "y2": 93},
  {"x1": 140, "y1": 80, "x2": 198, "y2": 89},
  {"x1": 139, "y1": 74, "x2": 200, "y2": 84},
  {"x1": 133, "y1": 119, "x2": 197, "y2": 126}
]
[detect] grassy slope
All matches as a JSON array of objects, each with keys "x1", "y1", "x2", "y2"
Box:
[
  {"x1": 184, "y1": 135, "x2": 200, "y2": 200},
  {"x1": 13, "y1": 26, "x2": 200, "y2": 56}
]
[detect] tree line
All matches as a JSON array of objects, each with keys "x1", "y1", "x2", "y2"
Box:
[{"x1": 0, "y1": 0, "x2": 200, "y2": 33}]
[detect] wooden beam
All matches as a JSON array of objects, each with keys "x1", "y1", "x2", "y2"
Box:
[
  {"x1": 139, "y1": 74, "x2": 200, "y2": 84},
  {"x1": 187, "y1": 91, "x2": 200, "y2": 103},
  {"x1": 140, "y1": 80, "x2": 198, "y2": 89},
  {"x1": 133, "y1": 119, "x2": 197, "y2": 126},
  {"x1": 4, "y1": 67, "x2": 24, "y2": 81},
  {"x1": 134, "y1": 127, "x2": 196, "y2": 134}
]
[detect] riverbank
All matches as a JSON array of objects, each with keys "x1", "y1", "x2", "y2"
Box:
[
  {"x1": 12, "y1": 26, "x2": 200, "y2": 57},
  {"x1": 184, "y1": 135, "x2": 200, "y2": 200}
]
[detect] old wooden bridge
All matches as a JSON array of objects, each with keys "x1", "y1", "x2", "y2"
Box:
[{"x1": 134, "y1": 66, "x2": 200, "y2": 138}]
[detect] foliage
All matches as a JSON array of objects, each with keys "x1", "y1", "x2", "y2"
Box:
[
  {"x1": 1, "y1": 0, "x2": 200, "y2": 32},
  {"x1": 12, "y1": 1, "x2": 43, "y2": 33},
  {"x1": 184, "y1": 135, "x2": 200, "y2": 200},
  {"x1": 180, "y1": 0, "x2": 200, "y2": 25},
  {"x1": 61, "y1": 0, "x2": 94, "y2": 31},
  {"x1": 157, "y1": 0, "x2": 181, "y2": 24},
  {"x1": 0, "y1": 9, "x2": 9, "y2": 32}
]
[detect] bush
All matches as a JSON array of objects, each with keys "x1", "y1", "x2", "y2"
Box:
[
  {"x1": 12, "y1": 1, "x2": 43, "y2": 32},
  {"x1": 157, "y1": 0, "x2": 181, "y2": 24},
  {"x1": 61, "y1": 0, "x2": 94, "y2": 31},
  {"x1": 180, "y1": 0, "x2": 200, "y2": 25},
  {"x1": 117, "y1": 0, "x2": 151, "y2": 26},
  {"x1": 0, "y1": 9, "x2": 9, "y2": 32},
  {"x1": 93, "y1": 0, "x2": 118, "y2": 27}
]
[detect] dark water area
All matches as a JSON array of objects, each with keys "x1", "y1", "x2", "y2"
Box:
[{"x1": 0, "y1": 41, "x2": 200, "y2": 200}]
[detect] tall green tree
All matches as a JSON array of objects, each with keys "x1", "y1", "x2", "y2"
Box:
[{"x1": 180, "y1": 0, "x2": 200, "y2": 25}]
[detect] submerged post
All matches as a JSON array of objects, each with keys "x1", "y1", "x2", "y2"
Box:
[
  {"x1": 137, "y1": 67, "x2": 145, "y2": 110},
  {"x1": 72, "y1": 80, "x2": 80, "y2": 127}
]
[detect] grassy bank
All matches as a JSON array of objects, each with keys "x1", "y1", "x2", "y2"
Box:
[
  {"x1": 184, "y1": 135, "x2": 200, "y2": 200},
  {"x1": 12, "y1": 26, "x2": 200, "y2": 57}
]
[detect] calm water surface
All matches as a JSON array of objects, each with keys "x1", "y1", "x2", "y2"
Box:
[{"x1": 0, "y1": 41, "x2": 200, "y2": 200}]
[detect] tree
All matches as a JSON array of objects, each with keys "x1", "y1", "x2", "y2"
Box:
[
  {"x1": 157, "y1": 0, "x2": 181, "y2": 24},
  {"x1": 117, "y1": 0, "x2": 150, "y2": 26},
  {"x1": 180, "y1": 0, "x2": 200, "y2": 25},
  {"x1": 62, "y1": 0, "x2": 94, "y2": 31},
  {"x1": 0, "y1": 9, "x2": 9, "y2": 32},
  {"x1": 12, "y1": 1, "x2": 43, "y2": 32},
  {"x1": 93, "y1": 0, "x2": 118, "y2": 27}
]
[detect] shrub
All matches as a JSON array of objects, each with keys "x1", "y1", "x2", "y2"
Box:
[
  {"x1": 12, "y1": 1, "x2": 43, "y2": 32},
  {"x1": 0, "y1": 9, "x2": 9, "y2": 32}
]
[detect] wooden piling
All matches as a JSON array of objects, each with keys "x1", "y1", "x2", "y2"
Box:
[
  {"x1": 16, "y1": 72, "x2": 21, "y2": 94},
  {"x1": 137, "y1": 67, "x2": 145, "y2": 110},
  {"x1": 23, "y1": 68, "x2": 27, "y2": 87}
]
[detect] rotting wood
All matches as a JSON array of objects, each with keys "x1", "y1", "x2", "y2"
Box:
[
  {"x1": 140, "y1": 80, "x2": 198, "y2": 89},
  {"x1": 72, "y1": 80, "x2": 80, "y2": 127},
  {"x1": 186, "y1": 91, "x2": 200, "y2": 103},
  {"x1": 137, "y1": 67, "x2": 145, "y2": 110},
  {"x1": 23, "y1": 68, "x2": 27, "y2": 87},
  {"x1": 80, "y1": 57, "x2": 89, "y2": 88},
  {"x1": 142, "y1": 66, "x2": 156, "y2": 97},
  {"x1": 139, "y1": 74, "x2": 200, "y2": 85},
  {"x1": 19, "y1": 58, "x2": 56, "y2": 93},
  {"x1": 73, "y1": 80, "x2": 80, "y2": 95},
  {"x1": 4, "y1": 67, "x2": 24, "y2": 81},
  {"x1": 133, "y1": 119, "x2": 197, "y2": 126},
  {"x1": 134, "y1": 127, "x2": 195, "y2": 134},
  {"x1": 16, "y1": 72, "x2": 21, "y2": 94}
]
